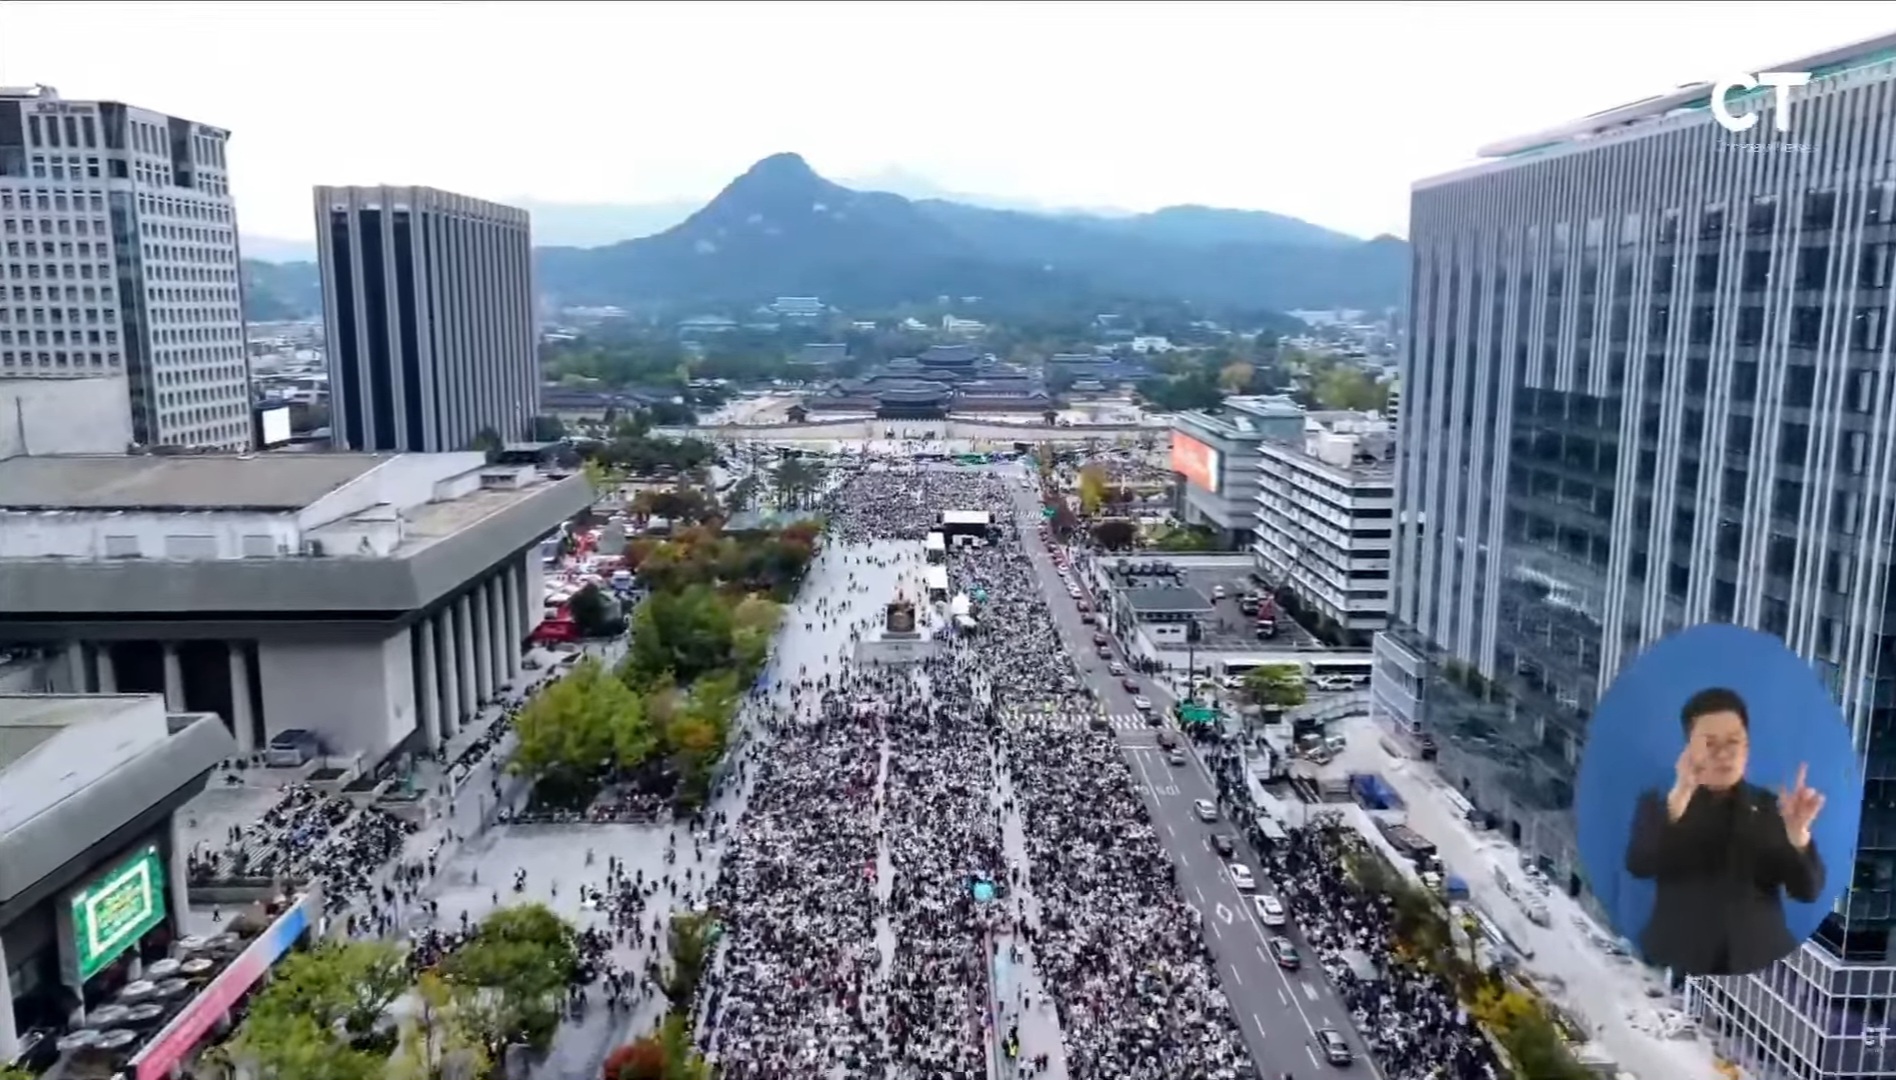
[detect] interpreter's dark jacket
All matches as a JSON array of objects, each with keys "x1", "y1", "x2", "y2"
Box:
[{"x1": 1623, "y1": 781, "x2": 1824, "y2": 976}]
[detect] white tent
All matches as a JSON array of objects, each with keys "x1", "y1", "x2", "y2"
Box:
[{"x1": 949, "y1": 593, "x2": 973, "y2": 617}]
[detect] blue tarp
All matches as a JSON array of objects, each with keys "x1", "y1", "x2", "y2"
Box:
[{"x1": 1349, "y1": 772, "x2": 1406, "y2": 812}]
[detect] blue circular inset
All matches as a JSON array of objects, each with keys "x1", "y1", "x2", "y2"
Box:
[{"x1": 1575, "y1": 623, "x2": 1861, "y2": 976}]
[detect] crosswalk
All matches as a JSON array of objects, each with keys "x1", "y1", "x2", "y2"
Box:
[{"x1": 1001, "y1": 710, "x2": 1156, "y2": 733}]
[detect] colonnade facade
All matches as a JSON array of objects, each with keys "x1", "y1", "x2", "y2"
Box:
[
  {"x1": 409, "y1": 552, "x2": 538, "y2": 750},
  {"x1": 53, "y1": 551, "x2": 542, "y2": 757}
]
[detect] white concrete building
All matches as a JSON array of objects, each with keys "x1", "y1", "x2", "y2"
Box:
[
  {"x1": 1169, "y1": 396, "x2": 1305, "y2": 548},
  {"x1": 0, "y1": 85, "x2": 251, "y2": 450},
  {"x1": 1252, "y1": 413, "x2": 1395, "y2": 641},
  {"x1": 0, "y1": 452, "x2": 589, "y2": 762}
]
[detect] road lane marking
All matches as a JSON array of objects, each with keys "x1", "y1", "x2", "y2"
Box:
[
  {"x1": 1163, "y1": 820, "x2": 1174, "y2": 836},
  {"x1": 1258, "y1": 944, "x2": 1271, "y2": 965},
  {"x1": 1210, "y1": 921, "x2": 1223, "y2": 938},
  {"x1": 1278, "y1": 987, "x2": 1289, "y2": 1006},
  {"x1": 1307, "y1": 1046, "x2": 1320, "y2": 1068},
  {"x1": 1252, "y1": 1013, "x2": 1268, "y2": 1039},
  {"x1": 1194, "y1": 884, "x2": 1206, "y2": 903},
  {"x1": 1303, "y1": 981, "x2": 1319, "y2": 1002},
  {"x1": 1229, "y1": 965, "x2": 1243, "y2": 986},
  {"x1": 1214, "y1": 902, "x2": 1235, "y2": 925}
]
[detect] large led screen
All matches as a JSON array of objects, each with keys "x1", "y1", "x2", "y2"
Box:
[
  {"x1": 1170, "y1": 432, "x2": 1223, "y2": 494},
  {"x1": 71, "y1": 847, "x2": 166, "y2": 981}
]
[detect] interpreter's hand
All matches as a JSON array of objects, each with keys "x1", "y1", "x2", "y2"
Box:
[
  {"x1": 1778, "y1": 763, "x2": 1825, "y2": 850},
  {"x1": 1667, "y1": 745, "x2": 1699, "y2": 822}
]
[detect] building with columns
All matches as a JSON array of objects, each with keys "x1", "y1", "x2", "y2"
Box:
[
  {"x1": 0, "y1": 693, "x2": 237, "y2": 1063},
  {"x1": 0, "y1": 451, "x2": 591, "y2": 763}
]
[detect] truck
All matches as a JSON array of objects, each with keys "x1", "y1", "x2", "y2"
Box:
[{"x1": 1253, "y1": 595, "x2": 1279, "y2": 639}]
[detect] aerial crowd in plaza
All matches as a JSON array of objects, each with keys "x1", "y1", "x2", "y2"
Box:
[{"x1": 182, "y1": 455, "x2": 1500, "y2": 1080}]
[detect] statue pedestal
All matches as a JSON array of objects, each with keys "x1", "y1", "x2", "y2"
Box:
[{"x1": 856, "y1": 598, "x2": 938, "y2": 664}]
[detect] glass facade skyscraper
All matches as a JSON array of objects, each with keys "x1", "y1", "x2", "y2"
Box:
[{"x1": 1372, "y1": 36, "x2": 1896, "y2": 1080}]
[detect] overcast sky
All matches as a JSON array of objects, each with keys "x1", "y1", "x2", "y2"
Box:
[{"x1": 2, "y1": 1, "x2": 1889, "y2": 243}]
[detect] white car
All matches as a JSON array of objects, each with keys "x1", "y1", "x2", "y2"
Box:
[
  {"x1": 1254, "y1": 894, "x2": 1287, "y2": 926},
  {"x1": 1312, "y1": 675, "x2": 1355, "y2": 692},
  {"x1": 1132, "y1": 696, "x2": 1154, "y2": 713},
  {"x1": 1193, "y1": 799, "x2": 1218, "y2": 822},
  {"x1": 1229, "y1": 864, "x2": 1256, "y2": 891}
]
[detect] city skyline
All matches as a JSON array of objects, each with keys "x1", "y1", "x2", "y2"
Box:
[{"x1": 2, "y1": 1, "x2": 1891, "y2": 245}]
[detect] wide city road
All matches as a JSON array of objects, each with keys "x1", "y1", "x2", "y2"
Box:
[{"x1": 1007, "y1": 473, "x2": 1372, "y2": 1080}]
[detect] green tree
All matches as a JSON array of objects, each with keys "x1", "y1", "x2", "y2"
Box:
[
  {"x1": 530, "y1": 415, "x2": 567, "y2": 441},
  {"x1": 568, "y1": 584, "x2": 619, "y2": 636},
  {"x1": 661, "y1": 910, "x2": 718, "y2": 1008},
  {"x1": 512, "y1": 658, "x2": 652, "y2": 780},
  {"x1": 1217, "y1": 361, "x2": 1255, "y2": 392},
  {"x1": 624, "y1": 585, "x2": 737, "y2": 687},
  {"x1": 1091, "y1": 519, "x2": 1139, "y2": 550},
  {"x1": 389, "y1": 971, "x2": 491, "y2": 1080},
  {"x1": 1310, "y1": 363, "x2": 1388, "y2": 412},
  {"x1": 582, "y1": 458, "x2": 616, "y2": 496},
  {"x1": 443, "y1": 903, "x2": 576, "y2": 1052},
  {"x1": 229, "y1": 1008, "x2": 384, "y2": 1080},
  {"x1": 1244, "y1": 663, "x2": 1308, "y2": 711},
  {"x1": 1076, "y1": 465, "x2": 1108, "y2": 516},
  {"x1": 726, "y1": 473, "x2": 764, "y2": 515},
  {"x1": 468, "y1": 426, "x2": 505, "y2": 463}
]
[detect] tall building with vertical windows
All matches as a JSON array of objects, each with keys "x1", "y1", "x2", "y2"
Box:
[
  {"x1": 1375, "y1": 34, "x2": 1896, "y2": 1080},
  {"x1": 315, "y1": 186, "x2": 537, "y2": 453},
  {"x1": 0, "y1": 85, "x2": 250, "y2": 450}
]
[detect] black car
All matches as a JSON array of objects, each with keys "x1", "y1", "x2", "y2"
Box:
[
  {"x1": 1318, "y1": 1028, "x2": 1353, "y2": 1066},
  {"x1": 1211, "y1": 834, "x2": 1237, "y2": 857},
  {"x1": 1268, "y1": 937, "x2": 1301, "y2": 970}
]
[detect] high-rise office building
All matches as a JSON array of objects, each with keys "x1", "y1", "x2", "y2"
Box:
[
  {"x1": 1374, "y1": 34, "x2": 1896, "y2": 1080},
  {"x1": 315, "y1": 186, "x2": 537, "y2": 453},
  {"x1": 0, "y1": 85, "x2": 251, "y2": 450}
]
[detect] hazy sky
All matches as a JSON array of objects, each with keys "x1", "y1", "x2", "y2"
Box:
[{"x1": 2, "y1": 1, "x2": 1889, "y2": 242}]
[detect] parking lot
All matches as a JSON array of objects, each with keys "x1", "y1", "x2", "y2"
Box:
[{"x1": 1172, "y1": 567, "x2": 1323, "y2": 650}]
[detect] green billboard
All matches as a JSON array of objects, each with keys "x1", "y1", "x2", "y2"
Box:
[{"x1": 71, "y1": 847, "x2": 166, "y2": 981}]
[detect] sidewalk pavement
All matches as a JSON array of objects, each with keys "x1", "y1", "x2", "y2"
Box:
[{"x1": 1325, "y1": 716, "x2": 1717, "y2": 1080}]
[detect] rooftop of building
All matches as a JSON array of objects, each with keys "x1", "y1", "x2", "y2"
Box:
[
  {"x1": 0, "y1": 452, "x2": 386, "y2": 512},
  {"x1": 1174, "y1": 396, "x2": 1307, "y2": 442},
  {"x1": 1423, "y1": 32, "x2": 1896, "y2": 188},
  {"x1": 0, "y1": 453, "x2": 592, "y2": 616},
  {"x1": 1120, "y1": 583, "x2": 1215, "y2": 614},
  {"x1": 0, "y1": 693, "x2": 235, "y2": 905}
]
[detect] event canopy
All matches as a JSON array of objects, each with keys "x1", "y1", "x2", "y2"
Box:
[{"x1": 949, "y1": 594, "x2": 973, "y2": 617}]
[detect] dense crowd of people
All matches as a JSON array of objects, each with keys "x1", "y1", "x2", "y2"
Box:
[
  {"x1": 185, "y1": 784, "x2": 356, "y2": 885},
  {"x1": 1267, "y1": 827, "x2": 1502, "y2": 1080},
  {"x1": 688, "y1": 467, "x2": 1257, "y2": 1080}
]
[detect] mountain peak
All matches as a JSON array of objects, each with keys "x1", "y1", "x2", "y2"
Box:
[
  {"x1": 741, "y1": 152, "x2": 820, "y2": 185},
  {"x1": 696, "y1": 152, "x2": 847, "y2": 221}
]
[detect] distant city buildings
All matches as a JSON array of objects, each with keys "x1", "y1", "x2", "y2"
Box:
[
  {"x1": 0, "y1": 84, "x2": 251, "y2": 450},
  {"x1": 315, "y1": 185, "x2": 537, "y2": 452},
  {"x1": 768, "y1": 296, "x2": 824, "y2": 320}
]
